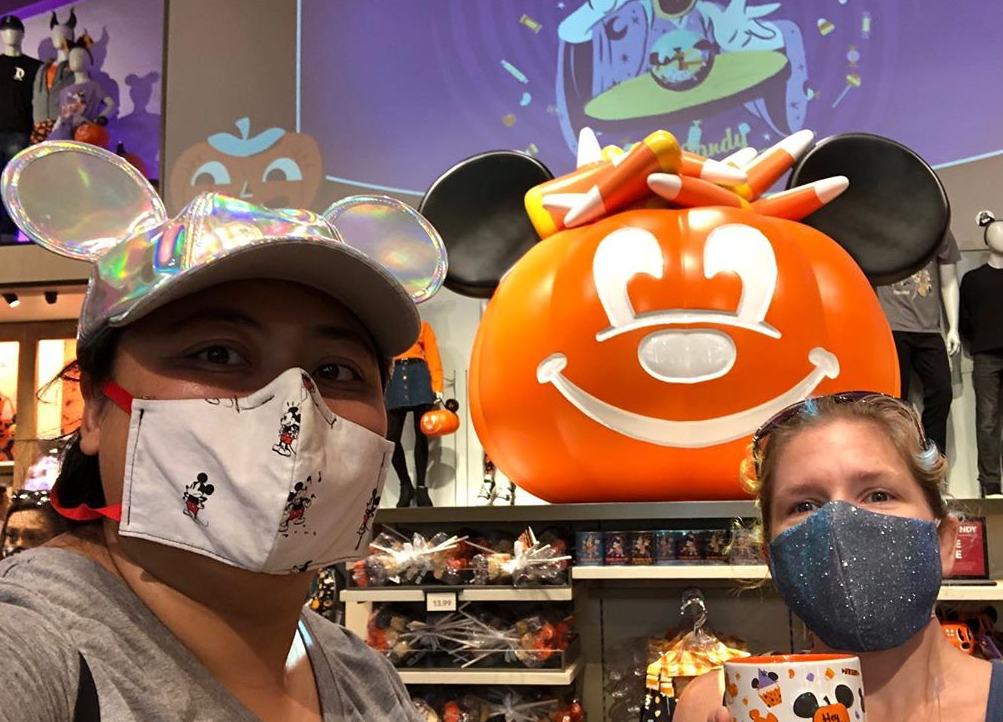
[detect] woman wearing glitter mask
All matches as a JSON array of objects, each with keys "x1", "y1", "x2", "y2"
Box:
[
  {"x1": 0, "y1": 142, "x2": 446, "y2": 721},
  {"x1": 675, "y1": 392, "x2": 1003, "y2": 722}
]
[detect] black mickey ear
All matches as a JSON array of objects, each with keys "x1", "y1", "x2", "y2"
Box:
[
  {"x1": 835, "y1": 684, "x2": 854, "y2": 708},
  {"x1": 787, "y1": 133, "x2": 950, "y2": 286},
  {"x1": 768, "y1": 672, "x2": 779, "y2": 681},
  {"x1": 420, "y1": 151, "x2": 552, "y2": 299},
  {"x1": 792, "y1": 692, "x2": 819, "y2": 718}
]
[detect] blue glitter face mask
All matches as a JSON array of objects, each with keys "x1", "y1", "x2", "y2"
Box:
[{"x1": 769, "y1": 500, "x2": 942, "y2": 653}]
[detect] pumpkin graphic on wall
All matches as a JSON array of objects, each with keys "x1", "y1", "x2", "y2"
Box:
[
  {"x1": 420, "y1": 130, "x2": 949, "y2": 503},
  {"x1": 169, "y1": 117, "x2": 322, "y2": 212}
]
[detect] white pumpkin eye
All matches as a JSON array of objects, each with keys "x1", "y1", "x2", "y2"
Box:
[
  {"x1": 592, "y1": 227, "x2": 665, "y2": 331},
  {"x1": 190, "y1": 160, "x2": 231, "y2": 186},
  {"x1": 702, "y1": 223, "x2": 778, "y2": 329},
  {"x1": 262, "y1": 157, "x2": 303, "y2": 182}
]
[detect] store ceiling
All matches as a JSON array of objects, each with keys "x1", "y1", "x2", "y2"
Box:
[{"x1": 0, "y1": 289, "x2": 83, "y2": 323}]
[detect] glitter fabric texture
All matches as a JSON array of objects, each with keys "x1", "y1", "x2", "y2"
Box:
[{"x1": 769, "y1": 501, "x2": 942, "y2": 652}]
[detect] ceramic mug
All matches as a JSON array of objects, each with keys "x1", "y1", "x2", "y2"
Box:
[{"x1": 723, "y1": 654, "x2": 865, "y2": 722}]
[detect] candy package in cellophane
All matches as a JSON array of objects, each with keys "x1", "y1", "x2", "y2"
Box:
[
  {"x1": 409, "y1": 687, "x2": 584, "y2": 722},
  {"x1": 469, "y1": 527, "x2": 572, "y2": 586},
  {"x1": 352, "y1": 530, "x2": 471, "y2": 586},
  {"x1": 366, "y1": 603, "x2": 575, "y2": 670}
]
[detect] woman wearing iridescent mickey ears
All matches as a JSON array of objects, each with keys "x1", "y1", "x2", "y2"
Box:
[
  {"x1": 674, "y1": 393, "x2": 1003, "y2": 722},
  {"x1": 0, "y1": 141, "x2": 445, "y2": 721}
]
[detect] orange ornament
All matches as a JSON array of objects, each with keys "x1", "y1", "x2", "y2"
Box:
[
  {"x1": 470, "y1": 207, "x2": 897, "y2": 502},
  {"x1": 73, "y1": 122, "x2": 110, "y2": 149}
]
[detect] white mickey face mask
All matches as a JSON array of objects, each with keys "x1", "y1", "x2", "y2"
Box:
[{"x1": 92, "y1": 368, "x2": 392, "y2": 574}]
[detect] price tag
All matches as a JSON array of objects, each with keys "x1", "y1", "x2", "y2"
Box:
[{"x1": 426, "y1": 592, "x2": 457, "y2": 612}]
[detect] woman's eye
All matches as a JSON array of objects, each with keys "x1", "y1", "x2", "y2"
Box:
[
  {"x1": 867, "y1": 490, "x2": 891, "y2": 503},
  {"x1": 316, "y1": 363, "x2": 360, "y2": 383},
  {"x1": 195, "y1": 346, "x2": 246, "y2": 366},
  {"x1": 792, "y1": 501, "x2": 817, "y2": 515}
]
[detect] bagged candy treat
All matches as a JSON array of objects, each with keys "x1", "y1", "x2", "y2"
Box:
[
  {"x1": 470, "y1": 551, "x2": 514, "y2": 585},
  {"x1": 411, "y1": 698, "x2": 440, "y2": 722},
  {"x1": 470, "y1": 528, "x2": 571, "y2": 586},
  {"x1": 355, "y1": 531, "x2": 469, "y2": 586},
  {"x1": 367, "y1": 608, "x2": 416, "y2": 665},
  {"x1": 307, "y1": 566, "x2": 340, "y2": 621}
]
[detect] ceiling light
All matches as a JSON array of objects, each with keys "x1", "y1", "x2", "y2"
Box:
[
  {"x1": 44, "y1": 291, "x2": 58, "y2": 305},
  {"x1": 2, "y1": 293, "x2": 19, "y2": 308}
]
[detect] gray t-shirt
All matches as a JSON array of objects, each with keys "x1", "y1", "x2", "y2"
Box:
[
  {"x1": 0, "y1": 548, "x2": 417, "y2": 722},
  {"x1": 875, "y1": 231, "x2": 962, "y2": 333}
]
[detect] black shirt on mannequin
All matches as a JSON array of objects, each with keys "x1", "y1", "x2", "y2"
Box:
[
  {"x1": 0, "y1": 54, "x2": 41, "y2": 133},
  {"x1": 961, "y1": 264, "x2": 1003, "y2": 354}
]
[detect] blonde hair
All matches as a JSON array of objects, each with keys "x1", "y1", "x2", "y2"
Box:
[{"x1": 742, "y1": 394, "x2": 948, "y2": 539}]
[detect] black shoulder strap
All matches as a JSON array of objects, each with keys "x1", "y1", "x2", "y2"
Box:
[{"x1": 72, "y1": 653, "x2": 100, "y2": 722}]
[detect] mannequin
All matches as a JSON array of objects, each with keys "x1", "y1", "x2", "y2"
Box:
[
  {"x1": 0, "y1": 15, "x2": 39, "y2": 241},
  {"x1": 876, "y1": 230, "x2": 961, "y2": 455},
  {"x1": 30, "y1": 9, "x2": 77, "y2": 143},
  {"x1": 386, "y1": 320, "x2": 443, "y2": 507},
  {"x1": 475, "y1": 454, "x2": 518, "y2": 506},
  {"x1": 961, "y1": 212, "x2": 1003, "y2": 498},
  {"x1": 48, "y1": 35, "x2": 113, "y2": 141}
]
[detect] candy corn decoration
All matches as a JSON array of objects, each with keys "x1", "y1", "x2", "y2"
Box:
[{"x1": 525, "y1": 127, "x2": 846, "y2": 233}]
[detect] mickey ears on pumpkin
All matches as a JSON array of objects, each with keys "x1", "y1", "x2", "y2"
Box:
[
  {"x1": 0, "y1": 141, "x2": 167, "y2": 261},
  {"x1": 322, "y1": 195, "x2": 447, "y2": 304},
  {"x1": 788, "y1": 133, "x2": 950, "y2": 286},
  {"x1": 420, "y1": 150, "x2": 553, "y2": 299}
]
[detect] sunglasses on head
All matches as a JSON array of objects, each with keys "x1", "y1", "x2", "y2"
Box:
[
  {"x1": 8, "y1": 490, "x2": 51, "y2": 508},
  {"x1": 750, "y1": 391, "x2": 928, "y2": 474}
]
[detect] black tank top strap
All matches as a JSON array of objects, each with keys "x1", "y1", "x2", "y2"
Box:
[{"x1": 987, "y1": 660, "x2": 1003, "y2": 722}]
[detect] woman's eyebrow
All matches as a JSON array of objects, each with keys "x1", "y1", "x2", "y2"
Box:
[
  {"x1": 310, "y1": 325, "x2": 379, "y2": 356},
  {"x1": 164, "y1": 308, "x2": 261, "y2": 333}
]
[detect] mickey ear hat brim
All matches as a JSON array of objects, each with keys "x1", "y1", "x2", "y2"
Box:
[
  {"x1": 90, "y1": 238, "x2": 420, "y2": 359},
  {"x1": 788, "y1": 133, "x2": 950, "y2": 286}
]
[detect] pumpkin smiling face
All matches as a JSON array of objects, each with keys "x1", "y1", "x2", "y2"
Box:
[
  {"x1": 423, "y1": 129, "x2": 948, "y2": 503},
  {"x1": 470, "y1": 206, "x2": 896, "y2": 501},
  {"x1": 169, "y1": 117, "x2": 322, "y2": 212}
]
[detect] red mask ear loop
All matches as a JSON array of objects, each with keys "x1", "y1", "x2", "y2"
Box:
[
  {"x1": 48, "y1": 381, "x2": 134, "y2": 523},
  {"x1": 49, "y1": 487, "x2": 122, "y2": 523},
  {"x1": 101, "y1": 381, "x2": 133, "y2": 414}
]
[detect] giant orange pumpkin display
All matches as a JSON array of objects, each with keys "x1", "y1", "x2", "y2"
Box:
[{"x1": 421, "y1": 129, "x2": 950, "y2": 502}]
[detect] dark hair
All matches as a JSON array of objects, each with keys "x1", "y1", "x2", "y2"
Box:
[
  {"x1": 1, "y1": 491, "x2": 70, "y2": 548},
  {"x1": 50, "y1": 326, "x2": 121, "y2": 526}
]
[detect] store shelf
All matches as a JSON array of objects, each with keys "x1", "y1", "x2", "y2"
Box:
[
  {"x1": 571, "y1": 566, "x2": 1003, "y2": 600},
  {"x1": 938, "y1": 582, "x2": 1003, "y2": 601},
  {"x1": 376, "y1": 498, "x2": 1003, "y2": 526},
  {"x1": 397, "y1": 657, "x2": 582, "y2": 686},
  {"x1": 341, "y1": 585, "x2": 575, "y2": 603},
  {"x1": 376, "y1": 500, "x2": 758, "y2": 525},
  {"x1": 573, "y1": 564, "x2": 769, "y2": 580}
]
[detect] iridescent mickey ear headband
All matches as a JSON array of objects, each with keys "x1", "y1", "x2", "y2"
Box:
[
  {"x1": 1, "y1": 141, "x2": 448, "y2": 305},
  {"x1": 323, "y1": 195, "x2": 447, "y2": 305}
]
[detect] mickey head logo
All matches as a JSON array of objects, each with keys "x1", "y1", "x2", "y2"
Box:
[{"x1": 792, "y1": 685, "x2": 854, "y2": 722}]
